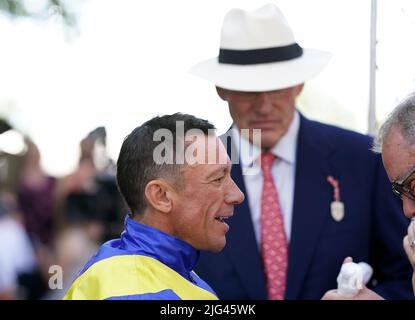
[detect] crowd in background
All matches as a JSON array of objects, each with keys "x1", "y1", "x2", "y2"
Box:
[{"x1": 0, "y1": 120, "x2": 126, "y2": 299}]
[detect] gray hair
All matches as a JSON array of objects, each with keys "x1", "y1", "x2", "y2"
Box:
[{"x1": 372, "y1": 93, "x2": 415, "y2": 153}]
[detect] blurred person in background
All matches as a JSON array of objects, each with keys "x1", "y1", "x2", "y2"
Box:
[
  {"x1": 17, "y1": 138, "x2": 57, "y2": 246},
  {"x1": 0, "y1": 192, "x2": 37, "y2": 300},
  {"x1": 16, "y1": 138, "x2": 59, "y2": 299},
  {"x1": 0, "y1": 120, "x2": 48, "y2": 299},
  {"x1": 43, "y1": 226, "x2": 98, "y2": 300},
  {"x1": 55, "y1": 127, "x2": 124, "y2": 244}
]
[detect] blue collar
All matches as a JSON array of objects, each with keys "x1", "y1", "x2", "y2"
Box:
[{"x1": 119, "y1": 216, "x2": 200, "y2": 280}]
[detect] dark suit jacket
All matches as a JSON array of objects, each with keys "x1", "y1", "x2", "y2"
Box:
[{"x1": 195, "y1": 114, "x2": 413, "y2": 300}]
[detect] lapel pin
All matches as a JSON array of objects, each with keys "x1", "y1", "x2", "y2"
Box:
[{"x1": 327, "y1": 175, "x2": 344, "y2": 222}]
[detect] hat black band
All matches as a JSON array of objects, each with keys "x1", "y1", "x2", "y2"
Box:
[{"x1": 218, "y1": 43, "x2": 303, "y2": 65}]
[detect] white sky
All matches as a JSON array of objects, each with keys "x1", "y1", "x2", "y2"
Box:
[{"x1": 0, "y1": 0, "x2": 415, "y2": 176}]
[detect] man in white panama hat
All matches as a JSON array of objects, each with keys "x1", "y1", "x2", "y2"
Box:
[{"x1": 190, "y1": 3, "x2": 413, "y2": 300}]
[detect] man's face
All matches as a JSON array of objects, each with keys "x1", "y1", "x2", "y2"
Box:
[
  {"x1": 382, "y1": 125, "x2": 415, "y2": 219},
  {"x1": 169, "y1": 135, "x2": 245, "y2": 252},
  {"x1": 217, "y1": 84, "x2": 303, "y2": 149}
]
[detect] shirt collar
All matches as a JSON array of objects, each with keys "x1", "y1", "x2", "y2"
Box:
[
  {"x1": 120, "y1": 215, "x2": 199, "y2": 278},
  {"x1": 232, "y1": 110, "x2": 300, "y2": 166}
]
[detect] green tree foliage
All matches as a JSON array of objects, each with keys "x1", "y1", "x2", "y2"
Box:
[{"x1": 0, "y1": 0, "x2": 76, "y2": 26}]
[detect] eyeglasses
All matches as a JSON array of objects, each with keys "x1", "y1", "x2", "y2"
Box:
[{"x1": 391, "y1": 164, "x2": 415, "y2": 201}]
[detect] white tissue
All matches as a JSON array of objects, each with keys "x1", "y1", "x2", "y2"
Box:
[
  {"x1": 336, "y1": 261, "x2": 373, "y2": 296},
  {"x1": 358, "y1": 262, "x2": 373, "y2": 285}
]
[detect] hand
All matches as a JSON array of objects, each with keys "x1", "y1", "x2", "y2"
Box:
[
  {"x1": 343, "y1": 256, "x2": 353, "y2": 264},
  {"x1": 403, "y1": 219, "x2": 415, "y2": 270},
  {"x1": 321, "y1": 286, "x2": 384, "y2": 300},
  {"x1": 403, "y1": 219, "x2": 415, "y2": 295}
]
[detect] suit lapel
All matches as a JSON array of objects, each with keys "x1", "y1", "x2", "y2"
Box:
[
  {"x1": 285, "y1": 116, "x2": 334, "y2": 299},
  {"x1": 220, "y1": 133, "x2": 267, "y2": 299}
]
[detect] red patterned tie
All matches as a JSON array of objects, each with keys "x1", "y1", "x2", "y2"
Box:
[{"x1": 260, "y1": 152, "x2": 288, "y2": 300}]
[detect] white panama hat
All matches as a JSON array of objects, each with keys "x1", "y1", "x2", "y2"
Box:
[{"x1": 190, "y1": 3, "x2": 331, "y2": 92}]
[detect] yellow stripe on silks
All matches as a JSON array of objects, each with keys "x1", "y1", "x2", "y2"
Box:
[{"x1": 63, "y1": 255, "x2": 218, "y2": 300}]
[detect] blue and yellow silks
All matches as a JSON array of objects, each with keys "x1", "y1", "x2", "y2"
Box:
[{"x1": 63, "y1": 216, "x2": 218, "y2": 300}]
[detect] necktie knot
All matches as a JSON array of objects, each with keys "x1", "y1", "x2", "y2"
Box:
[{"x1": 260, "y1": 152, "x2": 276, "y2": 173}]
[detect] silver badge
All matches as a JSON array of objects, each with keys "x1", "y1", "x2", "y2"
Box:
[{"x1": 331, "y1": 201, "x2": 344, "y2": 222}]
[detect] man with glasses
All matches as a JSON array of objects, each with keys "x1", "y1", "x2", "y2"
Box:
[
  {"x1": 190, "y1": 3, "x2": 413, "y2": 299},
  {"x1": 374, "y1": 93, "x2": 415, "y2": 296},
  {"x1": 324, "y1": 93, "x2": 415, "y2": 299}
]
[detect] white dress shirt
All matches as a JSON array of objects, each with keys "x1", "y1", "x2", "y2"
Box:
[{"x1": 231, "y1": 111, "x2": 300, "y2": 246}]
